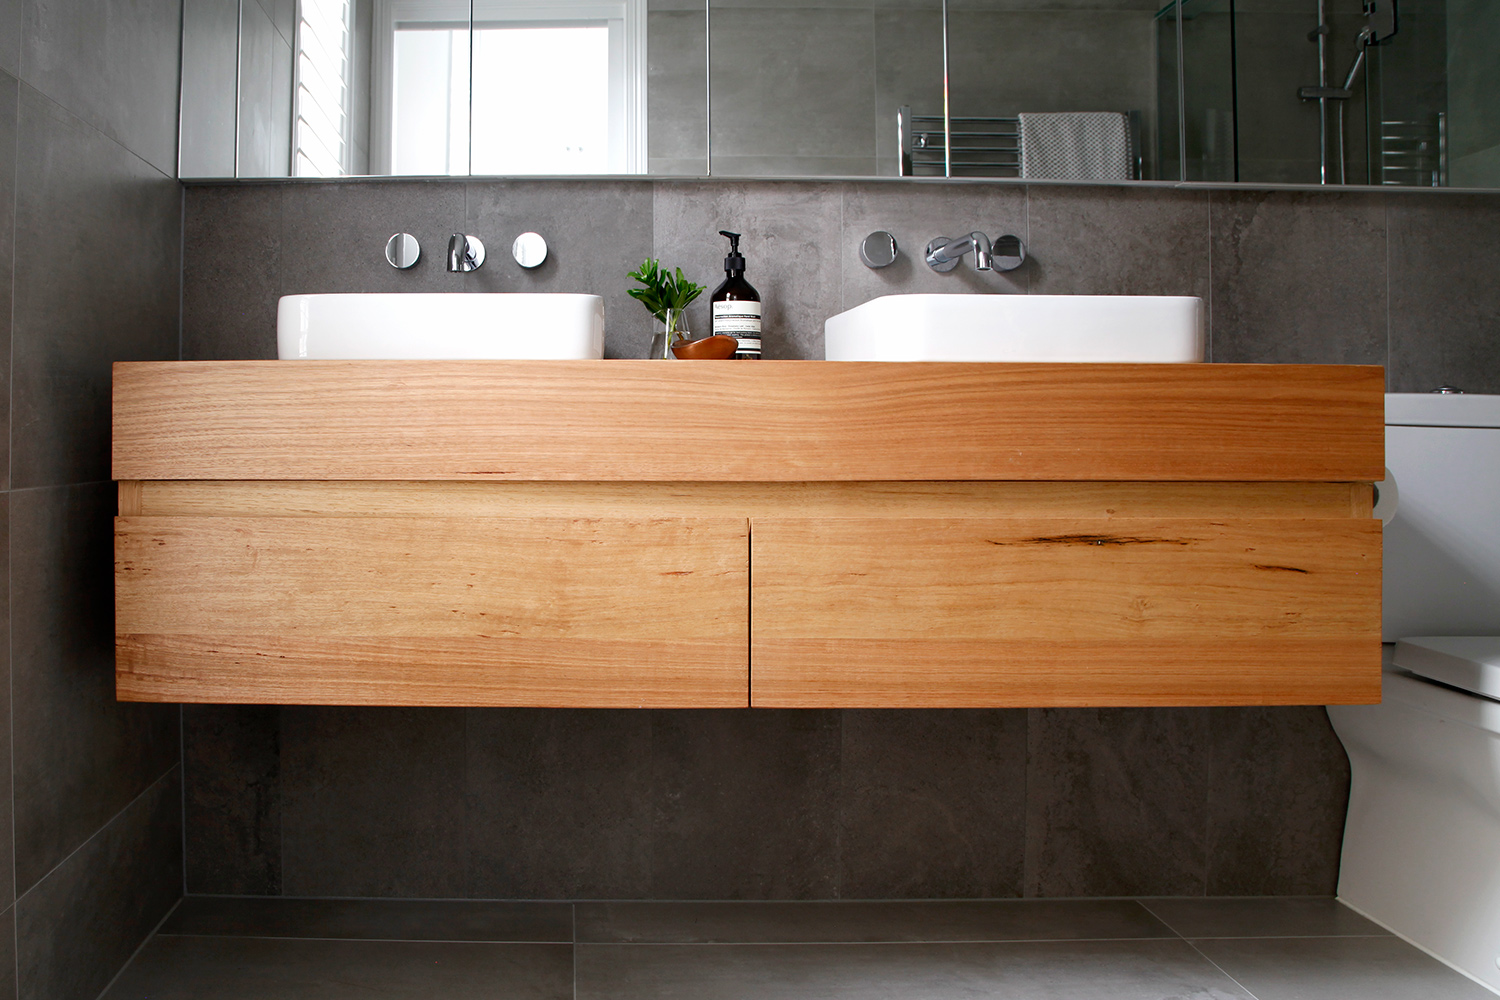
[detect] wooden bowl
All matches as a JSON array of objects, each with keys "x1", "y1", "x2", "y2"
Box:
[{"x1": 671, "y1": 334, "x2": 739, "y2": 360}]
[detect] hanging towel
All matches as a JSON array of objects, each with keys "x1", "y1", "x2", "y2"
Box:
[{"x1": 1018, "y1": 112, "x2": 1134, "y2": 181}]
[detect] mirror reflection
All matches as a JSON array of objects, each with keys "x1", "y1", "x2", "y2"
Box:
[{"x1": 179, "y1": 0, "x2": 1499, "y2": 189}]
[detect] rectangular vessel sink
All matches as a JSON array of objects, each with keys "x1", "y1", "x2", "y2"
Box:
[
  {"x1": 278, "y1": 293, "x2": 605, "y2": 360},
  {"x1": 824, "y1": 294, "x2": 1204, "y2": 362}
]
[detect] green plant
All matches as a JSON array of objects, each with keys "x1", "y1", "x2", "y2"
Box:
[{"x1": 627, "y1": 258, "x2": 704, "y2": 324}]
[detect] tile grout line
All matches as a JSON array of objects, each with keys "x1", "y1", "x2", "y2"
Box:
[
  {"x1": 16, "y1": 762, "x2": 180, "y2": 909},
  {"x1": 89, "y1": 894, "x2": 186, "y2": 1000},
  {"x1": 1182, "y1": 937, "x2": 1264, "y2": 1000}
]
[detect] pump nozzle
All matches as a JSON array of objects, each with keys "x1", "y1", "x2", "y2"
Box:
[{"x1": 718, "y1": 230, "x2": 746, "y2": 274}]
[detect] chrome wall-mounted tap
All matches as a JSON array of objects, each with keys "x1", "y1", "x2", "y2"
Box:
[
  {"x1": 924, "y1": 232, "x2": 1025, "y2": 273},
  {"x1": 447, "y1": 234, "x2": 486, "y2": 272}
]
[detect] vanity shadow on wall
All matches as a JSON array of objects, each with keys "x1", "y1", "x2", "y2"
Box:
[{"x1": 184, "y1": 0, "x2": 1500, "y2": 188}]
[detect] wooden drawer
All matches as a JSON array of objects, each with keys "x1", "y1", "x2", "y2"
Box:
[
  {"x1": 116, "y1": 515, "x2": 749, "y2": 707},
  {"x1": 750, "y1": 517, "x2": 1381, "y2": 707}
]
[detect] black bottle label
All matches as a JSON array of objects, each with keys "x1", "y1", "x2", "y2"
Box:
[{"x1": 712, "y1": 301, "x2": 762, "y2": 357}]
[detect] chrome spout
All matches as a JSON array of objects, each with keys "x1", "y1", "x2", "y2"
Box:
[{"x1": 925, "y1": 232, "x2": 993, "y2": 272}]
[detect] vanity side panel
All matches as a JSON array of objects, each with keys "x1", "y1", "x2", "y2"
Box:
[
  {"x1": 750, "y1": 517, "x2": 1381, "y2": 707},
  {"x1": 115, "y1": 515, "x2": 750, "y2": 707}
]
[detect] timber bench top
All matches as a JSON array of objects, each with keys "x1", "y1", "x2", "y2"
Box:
[{"x1": 111, "y1": 360, "x2": 1385, "y2": 483}]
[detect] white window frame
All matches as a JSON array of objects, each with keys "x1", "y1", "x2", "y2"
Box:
[
  {"x1": 371, "y1": 0, "x2": 646, "y2": 175},
  {"x1": 293, "y1": 0, "x2": 357, "y2": 176}
]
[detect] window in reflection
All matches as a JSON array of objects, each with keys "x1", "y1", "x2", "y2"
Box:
[
  {"x1": 294, "y1": 0, "x2": 355, "y2": 176},
  {"x1": 391, "y1": 23, "x2": 472, "y2": 174}
]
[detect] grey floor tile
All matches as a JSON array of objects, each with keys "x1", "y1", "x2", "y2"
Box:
[
  {"x1": 101, "y1": 936, "x2": 573, "y2": 1000},
  {"x1": 576, "y1": 899, "x2": 1174, "y2": 944},
  {"x1": 161, "y1": 897, "x2": 573, "y2": 942},
  {"x1": 576, "y1": 939, "x2": 1254, "y2": 1000},
  {"x1": 1142, "y1": 897, "x2": 1388, "y2": 939},
  {"x1": 1191, "y1": 935, "x2": 1496, "y2": 1000}
]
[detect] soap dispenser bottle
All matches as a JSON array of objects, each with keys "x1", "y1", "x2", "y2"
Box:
[{"x1": 710, "y1": 230, "x2": 762, "y2": 359}]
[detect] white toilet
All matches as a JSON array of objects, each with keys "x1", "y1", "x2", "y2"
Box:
[{"x1": 1329, "y1": 392, "x2": 1500, "y2": 994}]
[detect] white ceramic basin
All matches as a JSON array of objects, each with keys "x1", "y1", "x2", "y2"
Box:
[
  {"x1": 824, "y1": 293, "x2": 1204, "y2": 362},
  {"x1": 277, "y1": 293, "x2": 605, "y2": 360}
]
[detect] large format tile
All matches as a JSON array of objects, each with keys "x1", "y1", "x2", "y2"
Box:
[
  {"x1": 1192, "y1": 935, "x2": 1496, "y2": 1000},
  {"x1": 464, "y1": 181, "x2": 655, "y2": 360},
  {"x1": 652, "y1": 181, "x2": 842, "y2": 359},
  {"x1": 20, "y1": 0, "x2": 181, "y2": 173},
  {"x1": 181, "y1": 184, "x2": 280, "y2": 359},
  {"x1": 279, "y1": 180, "x2": 464, "y2": 296},
  {"x1": 10, "y1": 483, "x2": 179, "y2": 894},
  {"x1": 161, "y1": 896, "x2": 573, "y2": 942},
  {"x1": 838, "y1": 710, "x2": 1026, "y2": 899},
  {"x1": 1204, "y1": 707, "x2": 1350, "y2": 896},
  {"x1": 1141, "y1": 897, "x2": 1387, "y2": 939},
  {"x1": 0, "y1": 71, "x2": 16, "y2": 490},
  {"x1": 0, "y1": 0, "x2": 17, "y2": 78},
  {"x1": 1208, "y1": 190, "x2": 1387, "y2": 366},
  {"x1": 1026, "y1": 185, "x2": 1211, "y2": 299},
  {"x1": 0, "y1": 905, "x2": 14, "y2": 1000},
  {"x1": 709, "y1": 8, "x2": 876, "y2": 168},
  {"x1": 10, "y1": 86, "x2": 180, "y2": 488},
  {"x1": 576, "y1": 899, "x2": 1174, "y2": 943},
  {"x1": 576, "y1": 939, "x2": 1254, "y2": 1000},
  {"x1": 17, "y1": 768, "x2": 182, "y2": 1000},
  {"x1": 467, "y1": 709, "x2": 652, "y2": 899},
  {"x1": 839, "y1": 181, "x2": 1028, "y2": 312},
  {"x1": 281, "y1": 707, "x2": 467, "y2": 898},
  {"x1": 650, "y1": 710, "x2": 840, "y2": 899},
  {"x1": 645, "y1": 9, "x2": 706, "y2": 172},
  {"x1": 101, "y1": 936, "x2": 573, "y2": 1000},
  {"x1": 183, "y1": 705, "x2": 281, "y2": 895},
  {"x1": 0, "y1": 497, "x2": 12, "y2": 913},
  {"x1": 1388, "y1": 194, "x2": 1500, "y2": 394},
  {"x1": 1024, "y1": 708, "x2": 1210, "y2": 898}
]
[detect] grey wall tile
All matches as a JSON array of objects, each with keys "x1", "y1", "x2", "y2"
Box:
[
  {"x1": 1205, "y1": 707, "x2": 1350, "y2": 896},
  {"x1": 1388, "y1": 194, "x2": 1500, "y2": 394},
  {"x1": 1209, "y1": 190, "x2": 1387, "y2": 366},
  {"x1": 11, "y1": 87, "x2": 180, "y2": 489},
  {"x1": 178, "y1": 0, "x2": 239, "y2": 178},
  {"x1": 183, "y1": 705, "x2": 281, "y2": 896},
  {"x1": 1027, "y1": 185, "x2": 1210, "y2": 299},
  {"x1": 20, "y1": 0, "x2": 182, "y2": 174},
  {"x1": 1024, "y1": 708, "x2": 1210, "y2": 898},
  {"x1": 102, "y1": 936, "x2": 574, "y2": 1000},
  {"x1": 0, "y1": 497, "x2": 12, "y2": 913},
  {"x1": 467, "y1": 709, "x2": 651, "y2": 899},
  {"x1": 464, "y1": 181, "x2": 655, "y2": 360},
  {"x1": 280, "y1": 181, "x2": 465, "y2": 296},
  {"x1": 10, "y1": 483, "x2": 179, "y2": 895},
  {"x1": 16, "y1": 768, "x2": 182, "y2": 1000},
  {"x1": 839, "y1": 710, "x2": 1026, "y2": 899},
  {"x1": 0, "y1": 0, "x2": 18, "y2": 78},
  {"x1": 646, "y1": 10, "x2": 706, "y2": 169},
  {"x1": 234, "y1": 0, "x2": 291, "y2": 179},
  {"x1": 0, "y1": 72, "x2": 15, "y2": 491},
  {"x1": 651, "y1": 710, "x2": 839, "y2": 899},
  {"x1": 653, "y1": 181, "x2": 842, "y2": 359},
  {"x1": 709, "y1": 9, "x2": 875, "y2": 172},
  {"x1": 840, "y1": 181, "x2": 1028, "y2": 310},
  {"x1": 282, "y1": 707, "x2": 466, "y2": 898},
  {"x1": 182, "y1": 184, "x2": 281, "y2": 360},
  {"x1": 872, "y1": 9, "x2": 943, "y2": 176},
  {"x1": 0, "y1": 905, "x2": 14, "y2": 1000}
]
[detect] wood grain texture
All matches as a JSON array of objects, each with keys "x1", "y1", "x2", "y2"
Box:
[
  {"x1": 129, "y1": 480, "x2": 1370, "y2": 520},
  {"x1": 750, "y1": 639, "x2": 1381, "y2": 707},
  {"x1": 751, "y1": 517, "x2": 1380, "y2": 706},
  {"x1": 117, "y1": 635, "x2": 747, "y2": 707},
  {"x1": 116, "y1": 515, "x2": 748, "y2": 706},
  {"x1": 112, "y1": 361, "x2": 1385, "y2": 482}
]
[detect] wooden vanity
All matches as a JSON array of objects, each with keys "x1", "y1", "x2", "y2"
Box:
[{"x1": 112, "y1": 360, "x2": 1384, "y2": 708}]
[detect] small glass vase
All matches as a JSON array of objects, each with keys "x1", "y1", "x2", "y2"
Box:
[{"x1": 647, "y1": 309, "x2": 691, "y2": 359}]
